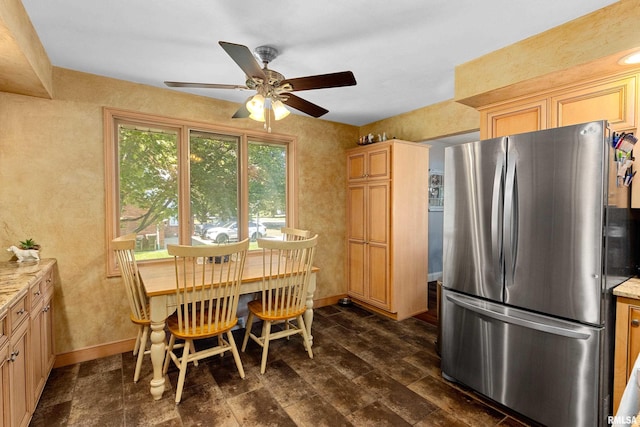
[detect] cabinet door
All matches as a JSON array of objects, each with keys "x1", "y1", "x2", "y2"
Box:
[
  {"x1": 366, "y1": 182, "x2": 390, "y2": 309},
  {"x1": 9, "y1": 320, "x2": 30, "y2": 427},
  {"x1": 30, "y1": 298, "x2": 45, "y2": 404},
  {"x1": 483, "y1": 99, "x2": 547, "y2": 139},
  {"x1": 347, "y1": 184, "x2": 366, "y2": 298},
  {"x1": 551, "y1": 75, "x2": 636, "y2": 130},
  {"x1": 347, "y1": 241, "x2": 366, "y2": 299},
  {"x1": 347, "y1": 185, "x2": 366, "y2": 241},
  {"x1": 367, "y1": 182, "x2": 389, "y2": 245},
  {"x1": 614, "y1": 299, "x2": 640, "y2": 413},
  {"x1": 368, "y1": 244, "x2": 389, "y2": 309},
  {"x1": 0, "y1": 341, "x2": 9, "y2": 427},
  {"x1": 628, "y1": 306, "x2": 640, "y2": 379},
  {"x1": 366, "y1": 147, "x2": 390, "y2": 180},
  {"x1": 43, "y1": 294, "x2": 55, "y2": 374},
  {"x1": 347, "y1": 152, "x2": 366, "y2": 181},
  {"x1": 347, "y1": 146, "x2": 390, "y2": 181}
]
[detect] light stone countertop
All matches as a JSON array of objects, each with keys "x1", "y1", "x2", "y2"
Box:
[
  {"x1": 613, "y1": 277, "x2": 640, "y2": 300},
  {"x1": 0, "y1": 258, "x2": 56, "y2": 318}
]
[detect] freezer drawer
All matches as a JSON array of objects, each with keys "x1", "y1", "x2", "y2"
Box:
[{"x1": 441, "y1": 289, "x2": 603, "y2": 427}]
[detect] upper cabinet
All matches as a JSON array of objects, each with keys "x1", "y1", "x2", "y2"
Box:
[
  {"x1": 480, "y1": 72, "x2": 638, "y2": 140},
  {"x1": 347, "y1": 145, "x2": 390, "y2": 182},
  {"x1": 482, "y1": 98, "x2": 548, "y2": 139},
  {"x1": 551, "y1": 75, "x2": 636, "y2": 130}
]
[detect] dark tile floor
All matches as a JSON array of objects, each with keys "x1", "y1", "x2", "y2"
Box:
[{"x1": 30, "y1": 304, "x2": 538, "y2": 426}]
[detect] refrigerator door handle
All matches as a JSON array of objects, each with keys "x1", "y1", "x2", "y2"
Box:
[
  {"x1": 491, "y1": 157, "x2": 504, "y2": 281},
  {"x1": 504, "y1": 151, "x2": 519, "y2": 287},
  {"x1": 445, "y1": 292, "x2": 591, "y2": 340}
]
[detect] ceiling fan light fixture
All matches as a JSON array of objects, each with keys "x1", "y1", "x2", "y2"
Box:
[
  {"x1": 272, "y1": 100, "x2": 291, "y2": 121},
  {"x1": 246, "y1": 94, "x2": 265, "y2": 114},
  {"x1": 249, "y1": 109, "x2": 265, "y2": 122}
]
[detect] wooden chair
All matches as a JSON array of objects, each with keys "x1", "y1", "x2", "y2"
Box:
[
  {"x1": 241, "y1": 235, "x2": 318, "y2": 374},
  {"x1": 280, "y1": 226, "x2": 312, "y2": 241},
  {"x1": 112, "y1": 233, "x2": 150, "y2": 383},
  {"x1": 162, "y1": 239, "x2": 249, "y2": 403}
]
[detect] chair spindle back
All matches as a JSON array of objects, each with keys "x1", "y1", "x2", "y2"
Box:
[
  {"x1": 167, "y1": 240, "x2": 249, "y2": 336},
  {"x1": 281, "y1": 227, "x2": 313, "y2": 242},
  {"x1": 113, "y1": 233, "x2": 149, "y2": 322},
  {"x1": 258, "y1": 235, "x2": 318, "y2": 318}
]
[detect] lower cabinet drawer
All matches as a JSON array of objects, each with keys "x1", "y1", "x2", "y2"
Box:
[{"x1": 9, "y1": 295, "x2": 28, "y2": 332}]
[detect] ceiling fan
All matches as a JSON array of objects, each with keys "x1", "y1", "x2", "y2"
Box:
[{"x1": 165, "y1": 41, "x2": 357, "y2": 123}]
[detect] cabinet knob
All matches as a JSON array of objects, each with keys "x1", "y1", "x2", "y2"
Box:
[
  {"x1": 34, "y1": 290, "x2": 41, "y2": 296},
  {"x1": 16, "y1": 308, "x2": 25, "y2": 316},
  {"x1": 9, "y1": 350, "x2": 20, "y2": 362},
  {"x1": 632, "y1": 319, "x2": 640, "y2": 327}
]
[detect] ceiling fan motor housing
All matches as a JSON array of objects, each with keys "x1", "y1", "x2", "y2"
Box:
[{"x1": 254, "y1": 45, "x2": 278, "y2": 65}]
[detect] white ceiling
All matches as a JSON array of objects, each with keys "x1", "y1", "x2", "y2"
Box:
[{"x1": 21, "y1": 0, "x2": 618, "y2": 126}]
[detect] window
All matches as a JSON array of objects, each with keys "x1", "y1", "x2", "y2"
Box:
[{"x1": 104, "y1": 109, "x2": 296, "y2": 276}]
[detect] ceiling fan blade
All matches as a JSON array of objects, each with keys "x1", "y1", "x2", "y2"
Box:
[
  {"x1": 282, "y1": 93, "x2": 329, "y2": 118},
  {"x1": 282, "y1": 71, "x2": 356, "y2": 92},
  {"x1": 219, "y1": 41, "x2": 266, "y2": 81},
  {"x1": 165, "y1": 81, "x2": 249, "y2": 90},
  {"x1": 232, "y1": 97, "x2": 252, "y2": 118}
]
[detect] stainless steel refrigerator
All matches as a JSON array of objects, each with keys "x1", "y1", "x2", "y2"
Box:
[{"x1": 441, "y1": 121, "x2": 636, "y2": 427}]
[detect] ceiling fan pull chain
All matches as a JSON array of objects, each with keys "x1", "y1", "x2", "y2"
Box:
[{"x1": 266, "y1": 106, "x2": 271, "y2": 133}]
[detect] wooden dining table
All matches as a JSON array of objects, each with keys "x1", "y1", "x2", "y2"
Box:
[{"x1": 137, "y1": 256, "x2": 319, "y2": 400}]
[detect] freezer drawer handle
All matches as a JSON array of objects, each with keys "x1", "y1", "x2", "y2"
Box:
[{"x1": 446, "y1": 293, "x2": 591, "y2": 340}]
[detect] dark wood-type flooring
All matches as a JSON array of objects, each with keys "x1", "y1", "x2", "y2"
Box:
[{"x1": 30, "y1": 302, "x2": 540, "y2": 426}]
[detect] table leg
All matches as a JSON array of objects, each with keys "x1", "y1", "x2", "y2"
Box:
[
  {"x1": 304, "y1": 272, "x2": 317, "y2": 346},
  {"x1": 149, "y1": 320, "x2": 166, "y2": 400},
  {"x1": 149, "y1": 295, "x2": 168, "y2": 400}
]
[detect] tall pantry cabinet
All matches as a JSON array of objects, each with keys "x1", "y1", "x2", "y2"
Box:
[{"x1": 346, "y1": 140, "x2": 429, "y2": 320}]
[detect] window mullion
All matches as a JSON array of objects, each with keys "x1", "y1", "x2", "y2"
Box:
[
  {"x1": 178, "y1": 126, "x2": 191, "y2": 245},
  {"x1": 238, "y1": 134, "x2": 249, "y2": 241}
]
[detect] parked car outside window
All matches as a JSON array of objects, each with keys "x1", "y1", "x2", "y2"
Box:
[{"x1": 205, "y1": 221, "x2": 266, "y2": 243}]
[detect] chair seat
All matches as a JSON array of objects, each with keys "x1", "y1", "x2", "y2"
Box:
[
  {"x1": 166, "y1": 311, "x2": 237, "y2": 340},
  {"x1": 247, "y1": 299, "x2": 306, "y2": 321},
  {"x1": 130, "y1": 313, "x2": 150, "y2": 326}
]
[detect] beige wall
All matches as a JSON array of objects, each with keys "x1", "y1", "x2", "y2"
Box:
[
  {"x1": 0, "y1": 67, "x2": 358, "y2": 354},
  {"x1": 359, "y1": 99, "x2": 479, "y2": 142}
]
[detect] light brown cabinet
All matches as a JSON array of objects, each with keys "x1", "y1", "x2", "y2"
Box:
[
  {"x1": 29, "y1": 267, "x2": 55, "y2": 406},
  {"x1": 551, "y1": 75, "x2": 636, "y2": 130},
  {"x1": 0, "y1": 313, "x2": 9, "y2": 427},
  {"x1": 613, "y1": 296, "x2": 640, "y2": 414},
  {"x1": 346, "y1": 140, "x2": 429, "y2": 320},
  {"x1": 480, "y1": 72, "x2": 637, "y2": 139},
  {"x1": 347, "y1": 145, "x2": 390, "y2": 181},
  {"x1": 0, "y1": 261, "x2": 56, "y2": 427},
  {"x1": 8, "y1": 295, "x2": 30, "y2": 427},
  {"x1": 482, "y1": 97, "x2": 547, "y2": 139}
]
